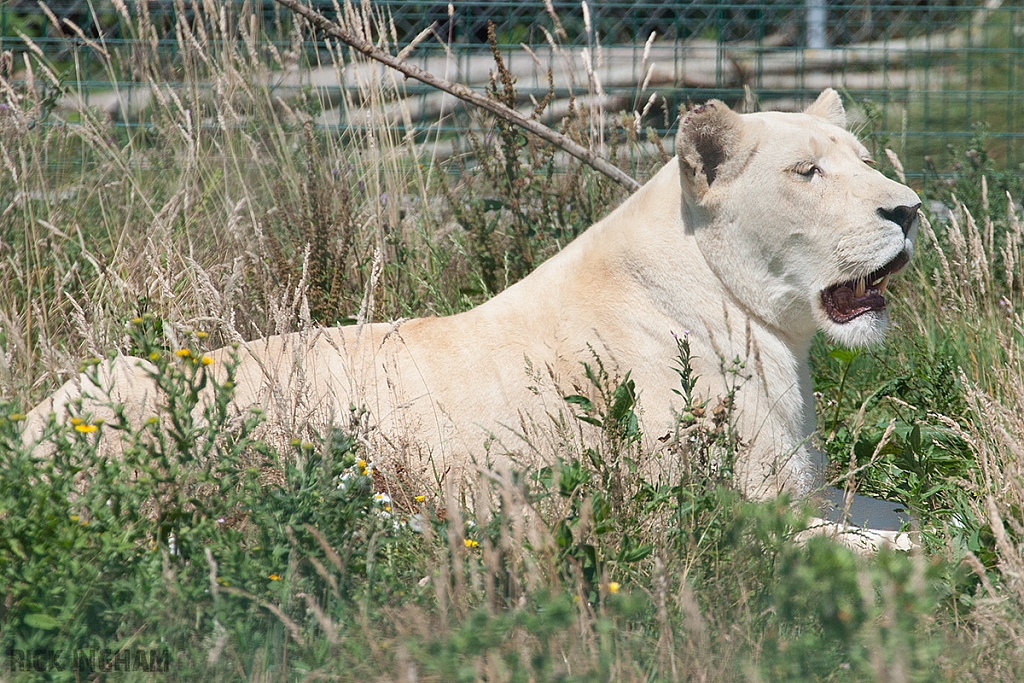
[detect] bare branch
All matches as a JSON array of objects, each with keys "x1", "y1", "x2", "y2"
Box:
[{"x1": 273, "y1": 0, "x2": 641, "y2": 191}]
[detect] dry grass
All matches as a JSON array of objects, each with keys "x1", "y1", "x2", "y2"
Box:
[
  {"x1": 889, "y1": 180, "x2": 1024, "y2": 678},
  {"x1": 1, "y1": 0, "x2": 447, "y2": 407}
]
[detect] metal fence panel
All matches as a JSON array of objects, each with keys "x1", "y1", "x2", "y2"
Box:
[{"x1": 1, "y1": 1, "x2": 1021, "y2": 176}]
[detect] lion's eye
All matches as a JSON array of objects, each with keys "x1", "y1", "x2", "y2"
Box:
[{"x1": 794, "y1": 163, "x2": 820, "y2": 179}]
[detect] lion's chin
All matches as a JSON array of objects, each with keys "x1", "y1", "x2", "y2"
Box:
[{"x1": 821, "y1": 308, "x2": 890, "y2": 348}]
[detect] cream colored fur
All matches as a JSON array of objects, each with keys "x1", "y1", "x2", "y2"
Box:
[{"x1": 23, "y1": 90, "x2": 920, "y2": 550}]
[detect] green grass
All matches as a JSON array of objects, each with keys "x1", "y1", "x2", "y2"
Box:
[{"x1": 2, "y1": 2, "x2": 1024, "y2": 681}]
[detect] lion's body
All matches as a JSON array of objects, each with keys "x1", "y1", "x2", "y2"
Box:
[{"x1": 24, "y1": 90, "x2": 921, "y2": 549}]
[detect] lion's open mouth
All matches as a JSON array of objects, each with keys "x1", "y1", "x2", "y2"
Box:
[{"x1": 821, "y1": 251, "x2": 910, "y2": 324}]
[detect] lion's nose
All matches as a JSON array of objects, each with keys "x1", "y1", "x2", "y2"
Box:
[{"x1": 878, "y1": 203, "x2": 921, "y2": 237}]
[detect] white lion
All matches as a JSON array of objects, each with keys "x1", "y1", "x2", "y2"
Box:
[{"x1": 24, "y1": 89, "x2": 920, "y2": 550}]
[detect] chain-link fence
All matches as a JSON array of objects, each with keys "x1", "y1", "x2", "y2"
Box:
[{"x1": 1, "y1": 1, "x2": 1021, "y2": 176}]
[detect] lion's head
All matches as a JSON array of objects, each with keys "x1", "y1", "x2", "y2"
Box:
[{"x1": 675, "y1": 89, "x2": 920, "y2": 348}]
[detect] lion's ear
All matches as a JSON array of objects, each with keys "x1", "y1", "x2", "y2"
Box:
[
  {"x1": 805, "y1": 88, "x2": 846, "y2": 128},
  {"x1": 676, "y1": 100, "x2": 744, "y2": 209}
]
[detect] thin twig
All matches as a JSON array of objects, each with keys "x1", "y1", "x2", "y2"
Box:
[{"x1": 273, "y1": 0, "x2": 640, "y2": 191}]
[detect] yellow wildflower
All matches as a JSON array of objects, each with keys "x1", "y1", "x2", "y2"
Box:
[
  {"x1": 414, "y1": 495, "x2": 425, "y2": 503},
  {"x1": 70, "y1": 515, "x2": 80, "y2": 522},
  {"x1": 195, "y1": 331, "x2": 208, "y2": 339},
  {"x1": 74, "y1": 424, "x2": 97, "y2": 434},
  {"x1": 131, "y1": 317, "x2": 143, "y2": 325},
  {"x1": 8, "y1": 413, "x2": 25, "y2": 421},
  {"x1": 608, "y1": 582, "x2": 620, "y2": 594},
  {"x1": 268, "y1": 574, "x2": 281, "y2": 581},
  {"x1": 174, "y1": 349, "x2": 191, "y2": 359},
  {"x1": 148, "y1": 352, "x2": 160, "y2": 361},
  {"x1": 69, "y1": 417, "x2": 83, "y2": 426},
  {"x1": 464, "y1": 539, "x2": 479, "y2": 549},
  {"x1": 200, "y1": 356, "x2": 213, "y2": 366}
]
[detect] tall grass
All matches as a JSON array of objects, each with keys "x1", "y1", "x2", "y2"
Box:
[
  {"x1": 1, "y1": 0, "x2": 453, "y2": 406},
  {"x1": 1, "y1": 1, "x2": 1024, "y2": 681}
]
